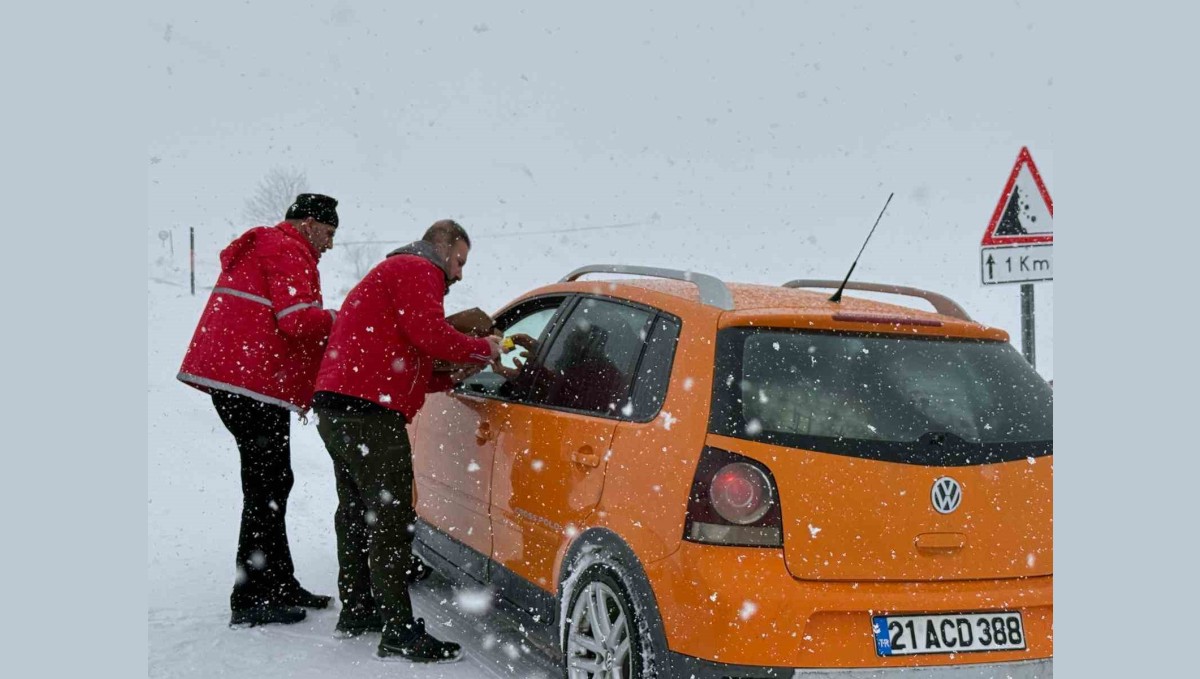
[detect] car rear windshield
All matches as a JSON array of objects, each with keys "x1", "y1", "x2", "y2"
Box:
[{"x1": 708, "y1": 328, "x2": 1053, "y2": 465}]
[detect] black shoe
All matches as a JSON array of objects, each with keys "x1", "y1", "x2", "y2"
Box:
[
  {"x1": 279, "y1": 584, "x2": 332, "y2": 609},
  {"x1": 376, "y1": 618, "x2": 463, "y2": 663},
  {"x1": 406, "y1": 557, "x2": 432, "y2": 585},
  {"x1": 229, "y1": 604, "x2": 307, "y2": 627},
  {"x1": 334, "y1": 609, "x2": 383, "y2": 638}
]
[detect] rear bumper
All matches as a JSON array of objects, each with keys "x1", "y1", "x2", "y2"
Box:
[
  {"x1": 644, "y1": 541, "x2": 1052, "y2": 669},
  {"x1": 665, "y1": 654, "x2": 1052, "y2": 678}
]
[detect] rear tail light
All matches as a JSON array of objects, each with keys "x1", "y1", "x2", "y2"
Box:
[
  {"x1": 684, "y1": 447, "x2": 783, "y2": 547},
  {"x1": 710, "y1": 463, "x2": 773, "y2": 524}
]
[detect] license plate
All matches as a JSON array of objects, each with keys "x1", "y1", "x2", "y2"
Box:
[{"x1": 872, "y1": 612, "x2": 1026, "y2": 656}]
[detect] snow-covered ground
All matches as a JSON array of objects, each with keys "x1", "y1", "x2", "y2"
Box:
[{"x1": 149, "y1": 278, "x2": 566, "y2": 678}]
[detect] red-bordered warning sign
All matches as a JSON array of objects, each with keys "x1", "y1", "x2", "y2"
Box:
[{"x1": 981, "y1": 146, "x2": 1053, "y2": 246}]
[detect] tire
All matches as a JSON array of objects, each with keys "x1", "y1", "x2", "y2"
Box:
[{"x1": 561, "y1": 560, "x2": 658, "y2": 679}]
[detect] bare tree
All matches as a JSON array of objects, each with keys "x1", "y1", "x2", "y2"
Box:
[
  {"x1": 341, "y1": 232, "x2": 383, "y2": 281},
  {"x1": 243, "y1": 167, "x2": 309, "y2": 225}
]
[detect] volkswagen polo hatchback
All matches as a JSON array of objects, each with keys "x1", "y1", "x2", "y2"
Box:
[{"x1": 409, "y1": 265, "x2": 1053, "y2": 679}]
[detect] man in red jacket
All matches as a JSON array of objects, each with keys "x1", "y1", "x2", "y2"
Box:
[
  {"x1": 178, "y1": 193, "x2": 340, "y2": 627},
  {"x1": 312, "y1": 219, "x2": 500, "y2": 663}
]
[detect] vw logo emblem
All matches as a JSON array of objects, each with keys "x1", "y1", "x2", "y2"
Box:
[{"x1": 931, "y1": 477, "x2": 962, "y2": 514}]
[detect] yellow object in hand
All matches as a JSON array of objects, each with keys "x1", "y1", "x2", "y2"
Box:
[{"x1": 502, "y1": 337, "x2": 515, "y2": 351}]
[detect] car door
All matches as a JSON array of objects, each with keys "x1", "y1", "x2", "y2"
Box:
[
  {"x1": 412, "y1": 296, "x2": 569, "y2": 582},
  {"x1": 489, "y1": 296, "x2": 656, "y2": 604}
]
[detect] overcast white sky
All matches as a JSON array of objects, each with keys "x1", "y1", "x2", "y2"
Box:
[{"x1": 147, "y1": 0, "x2": 1054, "y2": 375}]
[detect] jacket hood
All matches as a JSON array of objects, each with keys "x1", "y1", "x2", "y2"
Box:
[
  {"x1": 219, "y1": 227, "x2": 263, "y2": 271},
  {"x1": 220, "y1": 222, "x2": 318, "y2": 271},
  {"x1": 387, "y1": 241, "x2": 452, "y2": 289}
]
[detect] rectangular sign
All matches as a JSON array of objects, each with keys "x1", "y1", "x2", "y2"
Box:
[
  {"x1": 980, "y1": 244, "x2": 1053, "y2": 285},
  {"x1": 872, "y1": 611, "x2": 1027, "y2": 656}
]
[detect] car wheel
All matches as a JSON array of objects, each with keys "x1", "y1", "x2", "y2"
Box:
[{"x1": 562, "y1": 562, "x2": 656, "y2": 679}]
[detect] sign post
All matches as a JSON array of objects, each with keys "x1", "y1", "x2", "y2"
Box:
[
  {"x1": 189, "y1": 227, "x2": 196, "y2": 296},
  {"x1": 980, "y1": 147, "x2": 1053, "y2": 367}
]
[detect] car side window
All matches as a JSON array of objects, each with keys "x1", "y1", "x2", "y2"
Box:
[
  {"x1": 629, "y1": 315, "x2": 681, "y2": 421},
  {"x1": 529, "y1": 297, "x2": 653, "y2": 417},
  {"x1": 457, "y1": 299, "x2": 565, "y2": 398}
]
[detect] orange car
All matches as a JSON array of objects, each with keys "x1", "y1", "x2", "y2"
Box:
[{"x1": 410, "y1": 265, "x2": 1053, "y2": 678}]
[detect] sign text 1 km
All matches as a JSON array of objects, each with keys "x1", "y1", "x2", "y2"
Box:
[{"x1": 980, "y1": 244, "x2": 1052, "y2": 285}]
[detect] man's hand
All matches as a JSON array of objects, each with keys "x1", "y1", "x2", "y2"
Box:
[
  {"x1": 484, "y1": 334, "x2": 503, "y2": 361},
  {"x1": 491, "y1": 354, "x2": 525, "y2": 380},
  {"x1": 449, "y1": 363, "x2": 486, "y2": 383},
  {"x1": 506, "y1": 333, "x2": 538, "y2": 354}
]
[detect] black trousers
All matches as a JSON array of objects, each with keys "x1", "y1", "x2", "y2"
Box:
[
  {"x1": 211, "y1": 390, "x2": 299, "y2": 609},
  {"x1": 314, "y1": 405, "x2": 422, "y2": 634}
]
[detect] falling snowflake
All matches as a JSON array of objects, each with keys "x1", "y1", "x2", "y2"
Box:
[
  {"x1": 745, "y1": 418, "x2": 763, "y2": 435},
  {"x1": 358, "y1": 443, "x2": 370, "y2": 456},
  {"x1": 455, "y1": 587, "x2": 493, "y2": 614},
  {"x1": 808, "y1": 524, "x2": 822, "y2": 538},
  {"x1": 531, "y1": 459, "x2": 545, "y2": 471},
  {"x1": 739, "y1": 600, "x2": 758, "y2": 620},
  {"x1": 660, "y1": 411, "x2": 678, "y2": 430},
  {"x1": 467, "y1": 461, "x2": 481, "y2": 473},
  {"x1": 683, "y1": 377, "x2": 695, "y2": 391}
]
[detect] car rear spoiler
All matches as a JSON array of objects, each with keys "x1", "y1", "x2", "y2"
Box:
[
  {"x1": 781, "y1": 280, "x2": 973, "y2": 322},
  {"x1": 561, "y1": 264, "x2": 735, "y2": 310}
]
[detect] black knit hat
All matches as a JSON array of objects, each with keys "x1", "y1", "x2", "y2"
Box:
[{"x1": 286, "y1": 193, "x2": 339, "y2": 228}]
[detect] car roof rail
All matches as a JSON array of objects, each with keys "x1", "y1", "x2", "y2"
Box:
[
  {"x1": 781, "y1": 279, "x2": 973, "y2": 322},
  {"x1": 561, "y1": 264, "x2": 735, "y2": 310}
]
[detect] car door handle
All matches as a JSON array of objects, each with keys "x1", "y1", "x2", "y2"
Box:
[
  {"x1": 571, "y1": 446, "x2": 602, "y2": 468},
  {"x1": 475, "y1": 422, "x2": 493, "y2": 443}
]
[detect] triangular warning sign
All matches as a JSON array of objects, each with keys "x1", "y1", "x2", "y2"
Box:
[{"x1": 981, "y1": 147, "x2": 1053, "y2": 246}]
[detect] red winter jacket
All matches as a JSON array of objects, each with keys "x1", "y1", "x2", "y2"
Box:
[
  {"x1": 178, "y1": 222, "x2": 335, "y2": 411},
  {"x1": 314, "y1": 252, "x2": 493, "y2": 420}
]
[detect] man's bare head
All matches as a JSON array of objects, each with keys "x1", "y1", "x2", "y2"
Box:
[{"x1": 422, "y1": 219, "x2": 472, "y2": 287}]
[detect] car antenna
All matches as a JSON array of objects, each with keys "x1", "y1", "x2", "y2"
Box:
[{"x1": 829, "y1": 192, "x2": 894, "y2": 303}]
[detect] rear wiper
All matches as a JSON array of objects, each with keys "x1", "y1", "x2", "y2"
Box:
[{"x1": 918, "y1": 431, "x2": 967, "y2": 447}]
